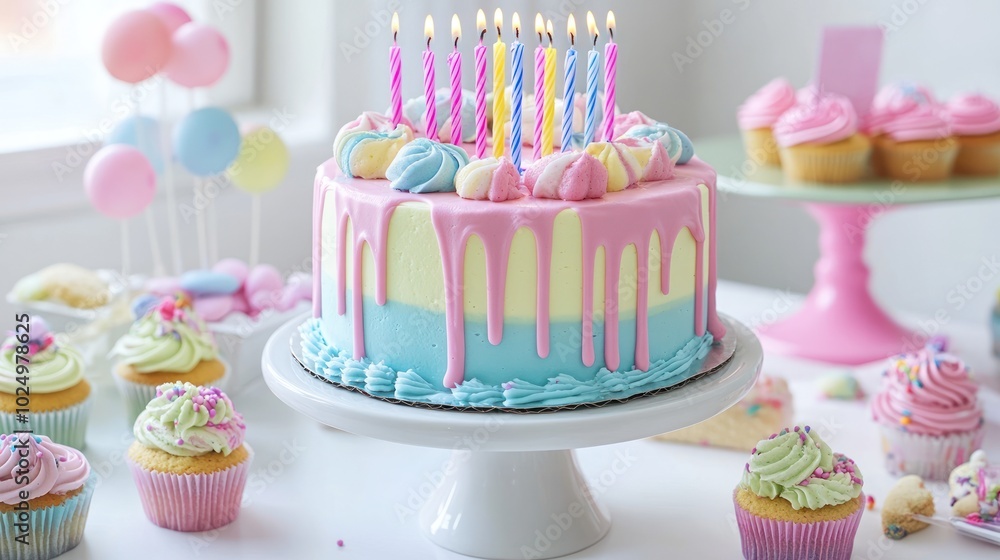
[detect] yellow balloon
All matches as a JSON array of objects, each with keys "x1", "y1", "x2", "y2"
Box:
[{"x1": 226, "y1": 126, "x2": 290, "y2": 194}]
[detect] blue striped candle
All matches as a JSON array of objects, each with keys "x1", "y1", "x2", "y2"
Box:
[
  {"x1": 510, "y1": 16, "x2": 525, "y2": 171},
  {"x1": 585, "y1": 48, "x2": 598, "y2": 146},
  {"x1": 562, "y1": 41, "x2": 577, "y2": 152}
]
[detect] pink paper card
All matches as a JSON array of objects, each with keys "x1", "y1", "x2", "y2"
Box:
[{"x1": 815, "y1": 26, "x2": 884, "y2": 119}]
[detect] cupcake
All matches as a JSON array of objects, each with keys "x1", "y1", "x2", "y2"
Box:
[
  {"x1": 871, "y1": 347, "x2": 984, "y2": 480},
  {"x1": 0, "y1": 318, "x2": 92, "y2": 448},
  {"x1": 0, "y1": 434, "x2": 95, "y2": 560},
  {"x1": 738, "y1": 78, "x2": 797, "y2": 166},
  {"x1": 867, "y1": 84, "x2": 958, "y2": 181},
  {"x1": 127, "y1": 382, "x2": 251, "y2": 531},
  {"x1": 945, "y1": 93, "x2": 1000, "y2": 176},
  {"x1": 734, "y1": 426, "x2": 865, "y2": 560},
  {"x1": 773, "y1": 94, "x2": 871, "y2": 183},
  {"x1": 111, "y1": 295, "x2": 228, "y2": 424}
]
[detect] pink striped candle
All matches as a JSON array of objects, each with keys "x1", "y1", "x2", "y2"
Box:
[
  {"x1": 389, "y1": 12, "x2": 403, "y2": 127},
  {"x1": 423, "y1": 15, "x2": 438, "y2": 142},
  {"x1": 448, "y1": 15, "x2": 462, "y2": 145},
  {"x1": 474, "y1": 11, "x2": 488, "y2": 158},
  {"x1": 601, "y1": 12, "x2": 617, "y2": 142},
  {"x1": 532, "y1": 14, "x2": 545, "y2": 161}
]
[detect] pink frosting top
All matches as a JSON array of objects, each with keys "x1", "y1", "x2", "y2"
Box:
[
  {"x1": 871, "y1": 349, "x2": 983, "y2": 436},
  {"x1": 524, "y1": 152, "x2": 608, "y2": 201},
  {"x1": 772, "y1": 94, "x2": 858, "y2": 147},
  {"x1": 946, "y1": 93, "x2": 1000, "y2": 137},
  {"x1": 738, "y1": 78, "x2": 798, "y2": 130},
  {"x1": 0, "y1": 434, "x2": 90, "y2": 505},
  {"x1": 867, "y1": 84, "x2": 951, "y2": 141},
  {"x1": 618, "y1": 137, "x2": 675, "y2": 181}
]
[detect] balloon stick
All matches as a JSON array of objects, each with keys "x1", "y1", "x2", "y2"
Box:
[
  {"x1": 195, "y1": 178, "x2": 209, "y2": 269},
  {"x1": 134, "y1": 96, "x2": 165, "y2": 276},
  {"x1": 160, "y1": 81, "x2": 183, "y2": 274},
  {"x1": 121, "y1": 220, "x2": 131, "y2": 278},
  {"x1": 250, "y1": 194, "x2": 261, "y2": 268}
]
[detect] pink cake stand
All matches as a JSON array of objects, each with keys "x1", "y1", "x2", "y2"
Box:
[
  {"x1": 699, "y1": 136, "x2": 1000, "y2": 365},
  {"x1": 262, "y1": 314, "x2": 761, "y2": 560}
]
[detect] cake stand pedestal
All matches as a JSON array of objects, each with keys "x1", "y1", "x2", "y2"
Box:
[
  {"x1": 699, "y1": 135, "x2": 1000, "y2": 365},
  {"x1": 262, "y1": 315, "x2": 761, "y2": 560}
]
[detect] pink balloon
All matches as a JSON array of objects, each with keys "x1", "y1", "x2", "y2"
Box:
[
  {"x1": 102, "y1": 10, "x2": 172, "y2": 83},
  {"x1": 84, "y1": 145, "x2": 157, "y2": 219},
  {"x1": 165, "y1": 23, "x2": 230, "y2": 88},
  {"x1": 194, "y1": 295, "x2": 235, "y2": 323},
  {"x1": 147, "y1": 2, "x2": 192, "y2": 34}
]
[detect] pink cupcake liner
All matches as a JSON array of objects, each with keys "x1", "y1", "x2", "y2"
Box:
[
  {"x1": 880, "y1": 424, "x2": 984, "y2": 481},
  {"x1": 734, "y1": 491, "x2": 864, "y2": 560},
  {"x1": 127, "y1": 444, "x2": 252, "y2": 532}
]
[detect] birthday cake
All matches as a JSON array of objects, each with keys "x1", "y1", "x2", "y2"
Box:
[{"x1": 300, "y1": 11, "x2": 726, "y2": 409}]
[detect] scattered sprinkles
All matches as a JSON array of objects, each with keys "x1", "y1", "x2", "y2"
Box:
[{"x1": 866, "y1": 495, "x2": 875, "y2": 510}]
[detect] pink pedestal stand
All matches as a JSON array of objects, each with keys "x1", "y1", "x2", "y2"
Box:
[
  {"x1": 757, "y1": 203, "x2": 915, "y2": 364},
  {"x1": 699, "y1": 135, "x2": 1000, "y2": 365}
]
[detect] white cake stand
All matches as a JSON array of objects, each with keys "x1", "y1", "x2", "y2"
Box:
[{"x1": 262, "y1": 315, "x2": 762, "y2": 560}]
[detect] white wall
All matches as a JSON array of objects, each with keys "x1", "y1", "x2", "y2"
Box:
[{"x1": 2, "y1": 0, "x2": 998, "y2": 331}]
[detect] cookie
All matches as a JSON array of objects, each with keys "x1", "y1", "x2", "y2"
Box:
[{"x1": 882, "y1": 475, "x2": 935, "y2": 539}]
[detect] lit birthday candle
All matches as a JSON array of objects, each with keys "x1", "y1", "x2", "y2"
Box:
[
  {"x1": 510, "y1": 13, "x2": 525, "y2": 171},
  {"x1": 542, "y1": 19, "x2": 556, "y2": 156},
  {"x1": 389, "y1": 12, "x2": 403, "y2": 128},
  {"x1": 601, "y1": 11, "x2": 617, "y2": 142},
  {"x1": 492, "y1": 8, "x2": 506, "y2": 158},
  {"x1": 474, "y1": 9, "x2": 488, "y2": 158},
  {"x1": 585, "y1": 11, "x2": 599, "y2": 146},
  {"x1": 562, "y1": 15, "x2": 577, "y2": 152},
  {"x1": 423, "y1": 15, "x2": 438, "y2": 142},
  {"x1": 448, "y1": 14, "x2": 462, "y2": 145},
  {"x1": 533, "y1": 14, "x2": 545, "y2": 161}
]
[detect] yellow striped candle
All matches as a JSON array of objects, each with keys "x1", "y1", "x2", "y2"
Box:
[
  {"x1": 492, "y1": 9, "x2": 506, "y2": 158},
  {"x1": 542, "y1": 19, "x2": 556, "y2": 156}
]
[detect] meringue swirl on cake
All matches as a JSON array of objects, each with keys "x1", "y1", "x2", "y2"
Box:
[
  {"x1": 613, "y1": 111, "x2": 695, "y2": 164},
  {"x1": 585, "y1": 142, "x2": 643, "y2": 192},
  {"x1": 871, "y1": 348, "x2": 982, "y2": 436},
  {"x1": 386, "y1": 138, "x2": 470, "y2": 193},
  {"x1": 740, "y1": 427, "x2": 863, "y2": 510},
  {"x1": 334, "y1": 111, "x2": 415, "y2": 179},
  {"x1": 454, "y1": 157, "x2": 524, "y2": 202},
  {"x1": 524, "y1": 151, "x2": 608, "y2": 200},
  {"x1": 773, "y1": 94, "x2": 858, "y2": 147},
  {"x1": 617, "y1": 136, "x2": 675, "y2": 181}
]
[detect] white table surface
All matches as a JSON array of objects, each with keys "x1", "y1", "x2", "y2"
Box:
[{"x1": 62, "y1": 280, "x2": 1000, "y2": 560}]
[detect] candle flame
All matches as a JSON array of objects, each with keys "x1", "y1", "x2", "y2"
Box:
[
  {"x1": 607, "y1": 11, "x2": 616, "y2": 39},
  {"x1": 567, "y1": 14, "x2": 576, "y2": 44},
  {"x1": 512, "y1": 12, "x2": 521, "y2": 38},
  {"x1": 535, "y1": 13, "x2": 544, "y2": 41},
  {"x1": 587, "y1": 11, "x2": 599, "y2": 43},
  {"x1": 546, "y1": 19, "x2": 554, "y2": 46},
  {"x1": 452, "y1": 14, "x2": 461, "y2": 41},
  {"x1": 494, "y1": 8, "x2": 503, "y2": 38},
  {"x1": 425, "y1": 15, "x2": 434, "y2": 41},
  {"x1": 391, "y1": 12, "x2": 399, "y2": 35},
  {"x1": 477, "y1": 9, "x2": 486, "y2": 32}
]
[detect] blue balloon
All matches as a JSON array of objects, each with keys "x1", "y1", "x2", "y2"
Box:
[
  {"x1": 106, "y1": 115, "x2": 165, "y2": 175},
  {"x1": 173, "y1": 107, "x2": 241, "y2": 176}
]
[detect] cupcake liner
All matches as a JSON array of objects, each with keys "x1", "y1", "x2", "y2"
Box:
[
  {"x1": 0, "y1": 473, "x2": 96, "y2": 560},
  {"x1": 742, "y1": 128, "x2": 781, "y2": 167},
  {"x1": 953, "y1": 134, "x2": 1000, "y2": 176},
  {"x1": 127, "y1": 444, "x2": 253, "y2": 532},
  {"x1": 780, "y1": 143, "x2": 871, "y2": 183},
  {"x1": 734, "y1": 491, "x2": 864, "y2": 560},
  {"x1": 872, "y1": 137, "x2": 958, "y2": 181},
  {"x1": 114, "y1": 362, "x2": 230, "y2": 426},
  {"x1": 879, "y1": 424, "x2": 983, "y2": 481},
  {"x1": 0, "y1": 395, "x2": 92, "y2": 450}
]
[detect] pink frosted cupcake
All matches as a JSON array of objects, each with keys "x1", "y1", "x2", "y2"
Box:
[
  {"x1": 738, "y1": 78, "x2": 798, "y2": 166},
  {"x1": 872, "y1": 347, "x2": 984, "y2": 480},
  {"x1": 867, "y1": 84, "x2": 958, "y2": 181},
  {"x1": 127, "y1": 382, "x2": 252, "y2": 531},
  {"x1": 945, "y1": 93, "x2": 1000, "y2": 176},
  {"x1": 735, "y1": 426, "x2": 865, "y2": 560},
  {"x1": 773, "y1": 94, "x2": 871, "y2": 183}
]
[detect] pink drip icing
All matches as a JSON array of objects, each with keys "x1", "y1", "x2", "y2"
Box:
[
  {"x1": 311, "y1": 170, "x2": 330, "y2": 318},
  {"x1": 312, "y1": 154, "x2": 723, "y2": 388}
]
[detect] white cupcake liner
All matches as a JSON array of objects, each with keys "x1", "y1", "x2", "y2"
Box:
[
  {"x1": 113, "y1": 360, "x2": 230, "y2": 426},
  {"x1": 0, "y1": 394, "x2": 92, "y2": 450},
  {"x1": 127, "y1": 444, "x2": 253, "y2": 532},
  {"x1": 0, "y1": 473, "x2": 96, "y2": 560},
  {"x1": 880, "y1": 424, "x2": 984, "y2": 481}
]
